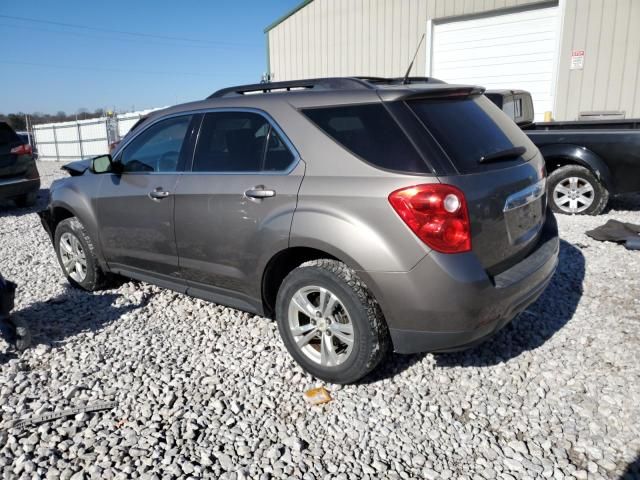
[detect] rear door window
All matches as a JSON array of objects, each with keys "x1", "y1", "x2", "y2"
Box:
[
  {"x1": 302, "y1": 104, "x2": 430, "y2": 174},
  {"x1": 192, "y1": 111, "x2": 295, "y2": 173},
  {"x1": 264, "y1": 128, "x2": 295, "y2": 172},
  {"x1": 407, "y1": 95, "x2": 537, "y2": 173}
]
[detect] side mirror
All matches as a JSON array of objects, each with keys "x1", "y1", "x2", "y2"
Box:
[
  {"x1": 91, "y1": 155, "x2": 113, "y2": 174},
  {"x1": 91, "y1": 155, "x2": 123, "y2": 174}
]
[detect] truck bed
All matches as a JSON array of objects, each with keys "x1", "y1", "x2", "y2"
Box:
[{"x1": 523, "y1": 119, "x2": 640, "y2": 131}]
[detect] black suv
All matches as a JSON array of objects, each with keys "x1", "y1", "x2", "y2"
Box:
[{"x1": 0, "y1": 122, "x2": 40, "y2": 207}]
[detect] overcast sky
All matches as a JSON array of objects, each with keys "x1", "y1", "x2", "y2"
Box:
[{"x1": 0, "y1": 0, "x2": 300, "y2": 114}]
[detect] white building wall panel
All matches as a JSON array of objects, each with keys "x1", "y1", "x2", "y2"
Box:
[
  {"x1": 555, "y1": 0, "x2": 640, "y2": 120},
  {"x1": 267, "y1": 0, "x2": 640, "y2": 120},
  {"x1": 268, "y1": 0, "x2": 549, "y2": 81}
]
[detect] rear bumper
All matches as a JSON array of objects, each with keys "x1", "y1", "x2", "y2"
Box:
[
  {"x1": 365, "y1": 211, "x2": 559, "y2": 354},
  {"x1": 0, "y1": 177, "x2": 40, "y2": 199}
]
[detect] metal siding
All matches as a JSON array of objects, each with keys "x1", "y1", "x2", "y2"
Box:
[
  {"x1": 327, "y1": 0, "x2": 336, "y2": 76},
  {"x1": 267, "y1": 0, "x2": 640, "y2": 120},
  {"x1": 621, "y1": 0, "x2": 640, "y2": 116},
  {"x1": 268, "y1": 0, "x2": 556, "y2": 81},
  {"x1": 354, "y1": 0, "x2": 363, "y2": 75},
  {"x1": 554, "y1": 0, "x2": 575, "y2": 119},
  {"x1": 592, "y1": 2, "x2": 617, "y2": 110},
  {"x1": 604, "y1": 0, "x2": 628, "y2": 109},
  {"x1": 301, "y1": 4, "x2": 309, "y2": 78},
  {"x1": 556, "y1": 0, "x2": 640, "y2": 120},
  {"x1": 341, "y1": 0, "x2": 349, "y2": 74},
  {"x1": 407, "y1": 0, "x2": 418, "y2": 75},
  {"x1": 417, "y1": 0, "x2": 430, "y2": 75}
]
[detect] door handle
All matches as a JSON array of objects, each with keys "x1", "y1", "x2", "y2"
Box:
[
  {"x1": 149, "y1": 188, "x2": 171, "y2": 200},
  {"x1": 244, "y1": 186, "x2": 276, "y2": 199}
]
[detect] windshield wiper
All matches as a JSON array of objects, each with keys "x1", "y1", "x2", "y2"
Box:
[{"x1": 479, "y1": 146, "x2": 526, "y2": 164}]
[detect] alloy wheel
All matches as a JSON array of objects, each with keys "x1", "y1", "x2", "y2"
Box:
[
  {"x1": 287, "y1": 285, "x2": 354, "y2": 367},
  {"x1": 59, "y1": 232, "x2": 87, "y2": 282},
  {"x1": 553, "y1": 176, "x2": 594, "y2": 214}
]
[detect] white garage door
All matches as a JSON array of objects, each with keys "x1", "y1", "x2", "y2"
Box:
[{"x1": 431, "y1": 6, "x2": 560, "y2": 121}]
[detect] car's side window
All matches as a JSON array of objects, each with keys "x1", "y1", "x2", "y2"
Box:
[
  {"x1": 119, "y1": 115, "x2": 192, "y2": 173},
  {"x1": 192, "y1": 111, "x2": 295, "y2": 173},
  {"x1": 264, "y1": 128, "x2": 295, "y2": 171}
]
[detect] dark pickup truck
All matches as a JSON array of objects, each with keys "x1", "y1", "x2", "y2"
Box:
[{"x1": 486, "y1": 90, "x2": 640, "y2": 215}]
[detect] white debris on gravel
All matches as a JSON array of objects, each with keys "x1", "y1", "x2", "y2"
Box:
[{"x1": 0, "y1": 162, "x2": 638, "y2": 479}]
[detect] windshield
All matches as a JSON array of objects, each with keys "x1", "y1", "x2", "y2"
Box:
[{"x1": 407, "y1": 95, "x2": 537, "y2": 173}]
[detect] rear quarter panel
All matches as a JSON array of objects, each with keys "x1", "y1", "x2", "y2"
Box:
[{"x1": 290, "y1": 174, "x2": 434, "y2": 273}]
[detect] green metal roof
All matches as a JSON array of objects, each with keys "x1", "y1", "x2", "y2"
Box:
[{"x1": 264, "y1": 0, "x2": 314, "y2": 33}]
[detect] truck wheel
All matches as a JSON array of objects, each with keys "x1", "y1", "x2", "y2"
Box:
[
  {"x1": 548, "y1": 165, "x2": 609, "y2": 215},
  {"x1": 54, "y1": 217, "x2": 106, "y2": 291},
  {"x1": 275, "y1": 259, "x2": 390, "y2": 384}
]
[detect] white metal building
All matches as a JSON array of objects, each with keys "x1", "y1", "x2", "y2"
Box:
[{"x1": 265, "y1": 0, "x2": 640, "y2": 121}]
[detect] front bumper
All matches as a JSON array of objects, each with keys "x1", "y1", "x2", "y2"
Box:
[
  {"x1": 365, "y1": 211, "x2": 559, "y2": 354},
  {"x1": 0, "y1": 177, "x2": 40, "y2": 200}
]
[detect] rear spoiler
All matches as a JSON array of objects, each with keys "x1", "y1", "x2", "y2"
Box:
[{"x1": 377, "y1": 85, "x2": 485, "y2": 102}]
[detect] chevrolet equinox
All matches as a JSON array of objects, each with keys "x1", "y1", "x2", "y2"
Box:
[{"x1": 40, "y1": 77, "x2": 559, "y2": 383}]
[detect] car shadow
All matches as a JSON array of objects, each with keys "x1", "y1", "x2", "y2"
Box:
[
  {"x1": 435, "y1": 239, "x2": 584, "y2": 368},
  {"x1": 0, "y1": 287, "x2": 147, "y2": 364},
  {"x1": 0, "y1": 188, "x2": 49, "y2": 218},
  {"x1": 359, "y1": 239, "x2": 584, "y2": 383},
  {"x1": 619, "y1": 454, "x2": 640, "y2": 479},
  {"x1": 608, "y1": 192, "x2": 640, "y2": 212}
]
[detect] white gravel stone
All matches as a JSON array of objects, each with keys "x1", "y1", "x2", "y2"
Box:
[{"x1": 0, "y1": 162, "x2": 638, "y2": 478}]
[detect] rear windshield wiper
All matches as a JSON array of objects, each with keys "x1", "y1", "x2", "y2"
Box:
[{"x1": 479, "y1": 146, "x2": 526, "y2": 164}]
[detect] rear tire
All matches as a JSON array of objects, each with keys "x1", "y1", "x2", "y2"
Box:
[
  {"x1": 548, "y1": 165, "x2": 608, "y2": 215},
  {"x1": 14, "y1": 191, "x2": 38, "y2": 207},
  {"x1": 54, "y1": 217, "x2": 105, "y2": 291},
  {"x1": 275, "y1": 259, "x2": 390, "y2": 384}
]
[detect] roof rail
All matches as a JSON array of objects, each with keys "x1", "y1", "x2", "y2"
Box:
[
  {"x1": 208, "y1": 77, "x2": 375, "y2": 98},
  {"x1": 356, "y1": 76, "x2": 445, "y2": 85}
]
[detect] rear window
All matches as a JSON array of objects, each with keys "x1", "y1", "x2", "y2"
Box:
[
  {"x1": 408, "y1": 95, "x2": 537, "y2": 172},
  {"x1": 0, "y1": 123, "x2": 19, "y2": 147},
  {"x1": 302, "y1": 104, "x2": 429, "y2": 173}
]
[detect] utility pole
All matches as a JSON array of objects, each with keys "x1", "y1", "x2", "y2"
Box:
[{"x1": 24, "y1": 114, "x2": 31, "y2": 145}]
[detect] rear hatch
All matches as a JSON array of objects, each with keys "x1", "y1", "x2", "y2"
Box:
[
  {"x1": 0, "y1": 123, "x2": 33, "y2": 179},
  {"x1": 404, "y1": 93, "x2": 546, "y2": 273}
]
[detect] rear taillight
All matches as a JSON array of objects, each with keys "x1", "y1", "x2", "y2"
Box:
[
  {"x1": 388, "y1": 184, "x2": 471, "y2": 254},
  {"x1": 10, "y1": 144, "x2": 32, "y2": 155}
]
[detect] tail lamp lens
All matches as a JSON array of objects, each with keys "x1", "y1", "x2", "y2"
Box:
[
  {"x1": 10, "y1": 144, "x2": 32, "y2": 155},
  {"x1": 388, "y1": 184, "x2": 471, "y2": 253}
]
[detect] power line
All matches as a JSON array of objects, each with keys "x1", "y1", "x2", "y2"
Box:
[
  {"x1": 0, "y1": 14, "x2": 257, "y2": 47},
  {"x1": 0, "y1": 60, "x2": 223, "y2": 78},
  {"x1": 0, "y1": 22, "x2": 240, "y2": 51}
]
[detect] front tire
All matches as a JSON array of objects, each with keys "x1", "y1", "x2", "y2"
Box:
[
  {"x1": 54, "y1": 217, "x2": 105, "y2": 291},
  {"x1": 275, "y1": 259, "x2": 390, "y2": 384},
  {"x1": 548, "y1": 165, "x2": 608, "y2": 215}
]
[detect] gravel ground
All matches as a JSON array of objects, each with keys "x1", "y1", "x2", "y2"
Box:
[{"x1": 0, "y1": 161, "x2": 639, "y2": 480}]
